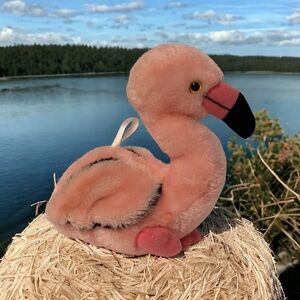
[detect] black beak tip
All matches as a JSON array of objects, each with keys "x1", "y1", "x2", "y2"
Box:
[{"x1": 223, "y1": 93, "x2": 256, "y2": 139}]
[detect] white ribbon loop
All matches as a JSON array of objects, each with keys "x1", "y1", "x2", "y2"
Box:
[{"x1": 111, "y1": 117, "x2": 139, "y2": 147}]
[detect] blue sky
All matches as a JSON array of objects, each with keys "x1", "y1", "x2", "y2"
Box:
[{"x1": 1, "y1": 0, "x2": 300, "y2": 56}]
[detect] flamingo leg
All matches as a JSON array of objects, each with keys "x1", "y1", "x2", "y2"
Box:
[
  {"x1": 136, "y1": 227, "x2": 182, "y2": 257},
  {"x1": 180, "y1": 229, "x2": 203, "y2": 251}
]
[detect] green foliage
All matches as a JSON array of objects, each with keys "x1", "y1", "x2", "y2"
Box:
[
  {"x1": 211, "y1": 54, "x2": 300, "y2": 73},
  {"x1": 1, "y1": 45, "x2": 300, "y2": 77},
  {"x1": 0, "y1": 45, "x2": 147, "y2": 77},
  {"x1": 221, "y1": 110, "x2": 300, "y2": 262}
]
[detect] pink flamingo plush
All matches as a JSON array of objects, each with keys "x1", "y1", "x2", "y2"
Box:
[{"x1": 46, "y1": 44, "x2": 255, "y2": 257}]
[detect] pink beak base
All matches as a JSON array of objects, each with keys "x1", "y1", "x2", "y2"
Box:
[{"x1": 202, "y1": 82, "x2": 256, "y2": 138}]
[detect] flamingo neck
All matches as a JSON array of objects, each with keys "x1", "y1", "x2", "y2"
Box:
[
  {"x1": 141, "y1": 112, "x2": 226, "y2": 235},
  {"x1": 141, "y1": 113, "x2": 214, "y2": 161}
]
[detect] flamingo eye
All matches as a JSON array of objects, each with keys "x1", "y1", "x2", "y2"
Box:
[{"x1": 189, "y1": 80, "x2": 203, "y2": 94}]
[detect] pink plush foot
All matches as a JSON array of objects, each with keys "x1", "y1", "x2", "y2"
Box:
[
  {"x1": 180, "y1": 229, "x2": 203, "y2": 250},
  {"x1": 136, "y1": 227, "x2": 182, "y2": 257}
]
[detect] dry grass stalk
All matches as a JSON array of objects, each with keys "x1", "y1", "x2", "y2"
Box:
[
  {"x1": 257, "y1": 149, "x2": 300, "y2": 202},
  {"x1": 0, "y1": 209, "x2": 283, "y2": 300},
  {"x1": 222, "y1": 110, "x2": 300, "y2": 264}
]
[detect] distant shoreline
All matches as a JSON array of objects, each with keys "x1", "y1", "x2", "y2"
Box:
[
  {"x1": 226, "y1": 71, "x2": 300, "y2": 75},
  {"x1": 0, "y1": 70, "x2": 299, "y2": 82},
  {"x1": 0, "y1": 72, "x2": 127, "y2": 81}
]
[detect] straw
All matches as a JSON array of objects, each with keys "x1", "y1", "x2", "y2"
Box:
[{"x1": 0, "y1": 208, "x2": 284, "y2": 299}]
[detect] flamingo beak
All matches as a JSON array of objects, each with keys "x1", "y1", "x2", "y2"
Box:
[{"x1": 202, "y1": 82, "x2": 255, "y2": 138}]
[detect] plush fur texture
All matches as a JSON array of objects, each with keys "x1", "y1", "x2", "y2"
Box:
[{"x1": 46, "y1": 44, "x2": 255, "y2": 257}]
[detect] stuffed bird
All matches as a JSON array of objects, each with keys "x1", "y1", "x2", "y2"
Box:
[{"x1": 46, "y1": 44, "x2": 255, "y2": 257}]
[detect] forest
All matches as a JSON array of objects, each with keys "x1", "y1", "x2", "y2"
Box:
[{"x1": 0, "y1": 44, "x2": 300, "y2": 77}]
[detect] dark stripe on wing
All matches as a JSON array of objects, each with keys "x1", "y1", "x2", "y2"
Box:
[
  {"x1": 91, "y1": 183, "x2": 163, "y2": 230},
  {"x1": 126, "y1": 148, "x2": 141, "y2": 156},
  {"x1": 65, "y1": 157, "x2": 119, "y2": 186},
  {"x1": 88, "y1": 157, "x2": 118, "y2": 167}
]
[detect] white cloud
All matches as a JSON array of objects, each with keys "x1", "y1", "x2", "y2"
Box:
[
  {"x1": 86, "y1": 1, "x2": 143, "y2": 13},
  {"x1": 209, "y1": 31, "x2": 243, "y2": 43},
  {"x1": 136, "y1": 42, "x2": 145, "y2": 48},
  {"x1": 0, "y1": 27, "x2": 83, "y2": 45},
  {"x1": 0, "y1": 27, "x2": 15, "y2": 40},
  {"x1": 287, "y1": 10, "x2": 300, "y2": 25},
  {"x1": 2, "y1": 0, "x2": 45, "y2": 16},
  {"x1": 109, "y1": 34, "x2": 148, "y2": 48},
  {"x1": 2, "y1": 0, "x2": 78, "y2": 20},
  {"x1": 86, "y1": 21, "x2": 99, "y2": 29},
  {"x1": 155, "y1": 29, "x2": 300, "y2": 46},
  {"x1": 52, "y1": 9, "x2": 77, "y2": 20},
  {"x1": 114, "y1": 15, "x2": 133, "y2": 26},
  {"x1": 3, "y1": 25, "x2": 300, "y2": 50},
  {"x1": 136, "y1": 36, "x2": 148, "y2": 42},
  {"x1": 186, "y1": 10, "x2": 243, "y2": 25},
  {"x1": 165, "y1": 2, "x2": 185, "y2": 9}
]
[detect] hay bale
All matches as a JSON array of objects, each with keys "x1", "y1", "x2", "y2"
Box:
[{"x1": 0, "y1": 209, "x2": 284, "y2": 299}]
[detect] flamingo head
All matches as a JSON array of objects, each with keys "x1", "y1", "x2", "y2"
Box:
[{"x1": 127, "y1": 44, "x2": 255, "y2": 138}]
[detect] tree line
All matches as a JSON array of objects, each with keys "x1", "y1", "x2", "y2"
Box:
[
  {"x1": 0, "y1": 45, "x2": 146, "y2": 77},
  {"x1": 210, "y1": 54, "x2": 300, "y2": 73},
  {"x1": 0, "y1": 44, "x2": 300, "y2": 77}
]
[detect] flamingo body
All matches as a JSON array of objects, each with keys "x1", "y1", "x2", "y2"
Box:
[{"x1": 46, "y1": 44, "x2": 255, "y2": 257}]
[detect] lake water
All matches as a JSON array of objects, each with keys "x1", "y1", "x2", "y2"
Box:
[{"x1": 0, "y1": 73, "x2": 300, "y2": 255}]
